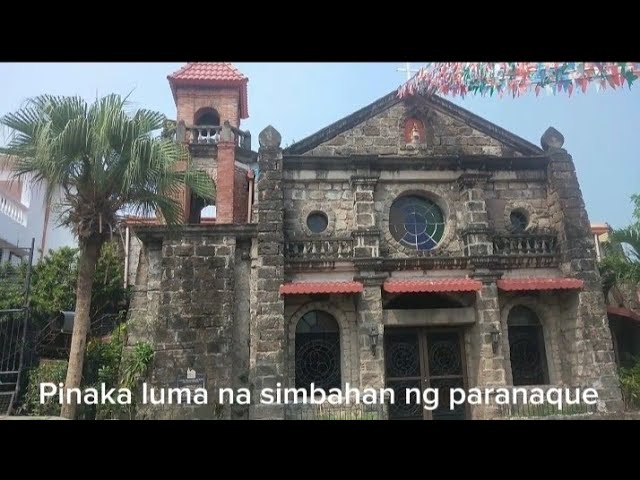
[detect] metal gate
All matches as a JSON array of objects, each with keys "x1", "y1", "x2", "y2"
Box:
[{"x1": 0, "y1": 238, "x2": 35, "y2": 415}]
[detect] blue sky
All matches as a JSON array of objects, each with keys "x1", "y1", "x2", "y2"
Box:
[{"x1": 0, "y1": 62, "x2": 638, "y2": 227}]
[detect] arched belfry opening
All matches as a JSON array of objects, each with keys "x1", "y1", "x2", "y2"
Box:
[
  {"x1": 194, "y1": 107, "x2": 220, "y2": 127},
  {"x1": 188, "y1": 191, "x2": 216, "y2": 224}
]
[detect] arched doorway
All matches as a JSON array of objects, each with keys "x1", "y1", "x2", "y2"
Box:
[{"x1": 507, "y1": 305, "x2": 549, "y2": 386}]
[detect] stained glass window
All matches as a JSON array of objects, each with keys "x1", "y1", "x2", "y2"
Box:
[{"x1": 389, "y1": 195, "x2": 445, "y2": 251}]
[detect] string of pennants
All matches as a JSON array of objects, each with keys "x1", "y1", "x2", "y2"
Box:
[{"x1": 397, "y1": 62, "x2": 640, "y2": 99}]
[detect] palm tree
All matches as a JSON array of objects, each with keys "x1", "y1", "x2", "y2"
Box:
[
  {"x1": 600, "y1": 227, "x2": 640, "y2": 298},
  {"x1": 0, "y1": 94, "x2": 214, "y2": 419},
  {"x1": 612, "y1": 227, "x2": 640, "y2": 263}
]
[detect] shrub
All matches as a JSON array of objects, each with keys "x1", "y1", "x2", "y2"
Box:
[
  {"x1": 21, "y1": 360, "x2": 67, "y2": 417},
  {"x1": 20, "y1": 323, "x2": 154, "y2": 419},
  {"x1": 620, "y1": 357, "x2": 640, "y2": 410}
]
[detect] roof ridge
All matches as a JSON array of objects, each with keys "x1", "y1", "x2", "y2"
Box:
[
  {"x1": 168, "y1": 62, "x2": 247, "y2": 81},
  {"x1": 167, "y1": 63, "x2": 249, "y2": 119}
]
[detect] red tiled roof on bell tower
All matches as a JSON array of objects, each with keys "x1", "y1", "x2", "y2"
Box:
[{"x1": 167, "y1": 62, "x2": 249, "y2": 119}]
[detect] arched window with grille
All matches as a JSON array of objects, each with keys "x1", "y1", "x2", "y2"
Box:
[
  {"x1": 295, "y1": 311, "x2": 341, "y2": 392},
  {"x1": 508, "y1": 306, "x2": 549, "y2": 385}
]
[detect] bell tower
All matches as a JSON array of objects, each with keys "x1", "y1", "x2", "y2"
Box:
[{"x1": 168, "y1": 62, "x2": 250, "y2": 224}]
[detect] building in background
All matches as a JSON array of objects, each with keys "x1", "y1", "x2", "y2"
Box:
[
  {"x1": 592, "y1": 222, "x2": 612, "y2": 261},
  {"x1": 0, "y1": 155, "x2": 76, "y2": 262}
]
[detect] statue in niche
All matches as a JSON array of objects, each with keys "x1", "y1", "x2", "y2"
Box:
[{"x1": 404, "y1": 117, "x2": 425, "y2": 146}]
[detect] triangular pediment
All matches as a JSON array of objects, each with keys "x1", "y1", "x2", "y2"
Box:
[{"x1": 284, "y1": 90, "x2": 543, "y2": 157}]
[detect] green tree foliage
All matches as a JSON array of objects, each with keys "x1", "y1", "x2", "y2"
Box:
[
  {"x1": 21, "y1": 360, "x2": 67, "y2": 416},
  {"x1": 0, "y1": 261, "x2": 28, "y2": 311},
  {"x1": 30, "y1": 247, "x2": 78, "y2": 318},
  {"x1": 0, "y1": 243, "x2": 127, "y2": 325},
  {"x1": 21, "y1": 323, "x2": 154, "y2": 419},
  {"x1": 92, "y1": 242, "x2": 127, "y2": 320},
  {"x1": 619, "y1": 357, "x2": 640, "y2": 410}
]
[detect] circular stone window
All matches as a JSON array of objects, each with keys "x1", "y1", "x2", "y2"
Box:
[
  {"x1": 510, "y1": 210, "x2": 528, "y2": 232},
  {"x1": 389, "y1": 195, "x2": 445, "y2": 251},
  {"x1": 306, "y1": 212, "x2": 329, "y2": 234}
]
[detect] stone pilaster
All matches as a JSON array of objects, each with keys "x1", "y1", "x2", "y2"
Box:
[
  {"x1": 216, "y1": 121, "x2": 237, "y2": 224},
  {"x1": 469, "y1": 272, "x2": 508, "y2": 419},
  {"x1": 543, "y1": 127, "x2": 623, "y2": 413},
  {"x1": 351, "y1": 176, "x2": 380, "y2": 258},
  {"x1": 250, "y1": 126, "x2": 286, "y2": 419},
  {"x1": 458, "y1": 173, "x2": 493, "y2": 256},
  {"x1": 355, "y1": 276, "x2": 386, "y2": 391}
]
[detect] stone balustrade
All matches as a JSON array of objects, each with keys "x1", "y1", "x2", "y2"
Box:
[
  {"x1": 493, "y1": 233, "x2": 557, "y2": 256},
  {"x1": 285, "y1": 237, "x2": 353, "y2": 260},
  {"x1": 184, "y1": 124, "x2": 251, "y2": 149}
]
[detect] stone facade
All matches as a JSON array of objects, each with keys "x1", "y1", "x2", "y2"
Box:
[
  {"x1": 126, "y1": 227, "x2": 253, "y2": 419},
  {"x1": 124, "y1": 64, "x2": 623, "y2": 420}
]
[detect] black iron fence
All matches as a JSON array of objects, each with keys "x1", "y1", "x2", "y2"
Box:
[
  {"x1": 0, "y1": 238, "x2": 35, "y2": 415},
  {"x1": 491, "y1": 388, "x2": 599, "y2": 419},
  {"x1": 284, "y1": 403, "x2": 386, "y2": 420}
]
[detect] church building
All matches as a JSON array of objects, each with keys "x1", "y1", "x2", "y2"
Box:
[{"x1": 125, "y1": 62, "x2": 623, "y2": 419}]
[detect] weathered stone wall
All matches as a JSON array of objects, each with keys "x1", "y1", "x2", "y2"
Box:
[
  {"x1": 234, "y1": 167, "x2": 250, "y2": 224},
  {"x1": 283, "y1": 180, "x2": 354, "y2": 237},
  {"x1": 542, "y1": 128, "x2": 623, "y2": 412},
  {"x1": 125, "y1": 227, "x2": 253, "y2": 419},
  {"x1": 483, "y1": 171, "x2": 549, "y2": 231},
  {"x1": 303, "y1": 102, "x2": 517, "y2": 157},
  {"x1": 232, "y1": 240, "x2": 252, "y2": 419},
  {"x1": 282, "y1": 172, "x2": 549, "y2": 257}
]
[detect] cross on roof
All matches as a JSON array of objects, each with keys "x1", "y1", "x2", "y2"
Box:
[{"x1": 397, "y1": 62, "x2": 420, "y2": 81}]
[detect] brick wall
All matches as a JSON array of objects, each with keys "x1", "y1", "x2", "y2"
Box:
[
  {"x1": 176, "y1": 87, "x2": 241, "y2": 127},
  {"x1": 215, "y1": 141, "x2": 235, "y2": 224},
  {"x1": 234, "y1": 167, "x2": 250, "y2": 224}
]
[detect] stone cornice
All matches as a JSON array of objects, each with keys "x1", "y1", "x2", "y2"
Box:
[
  {"x1": 470, "y1": 269, "x2": 505, "y2": 284},
  {"x1": 354, "y1": 273, "x2": 389, "y2": 287},
  {"x1": 133, "y1": 224, "x2": 258, "y2": 243},
  {"x1": 283, "y1": 154, "x2": 548, "y2": 172}
]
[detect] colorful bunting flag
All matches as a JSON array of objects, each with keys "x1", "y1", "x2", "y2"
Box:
[{"x1": 397, "y1": 62, "x2": 640, "y2": 99}]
